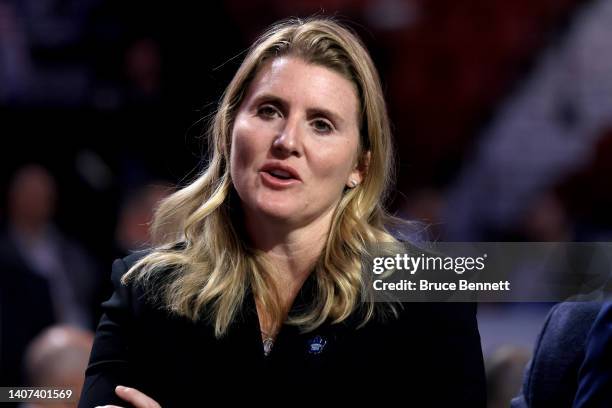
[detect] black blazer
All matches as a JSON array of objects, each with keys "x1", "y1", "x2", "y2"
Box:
[{"x1": 79, "y1": 250, "x2": 486, "y2": 407}]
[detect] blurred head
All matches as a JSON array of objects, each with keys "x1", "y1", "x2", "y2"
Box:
[
  {"x1": 520, "y1": 191, "x2": 571, "y2": 241},
  {"x1": 24, "y1": 325, "x2": 94, "y2": 408},
  {"x1": 116, "y1": 182, "x2": 173, "y2": 252},
  {"x1": 125, "y1": 37, "x2": 161, "y2": 96},
  {"x1": 7, "y1": 164, "x2": 57, "y2": 229}
]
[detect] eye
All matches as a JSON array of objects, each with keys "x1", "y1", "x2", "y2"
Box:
[
  {"x1": 257, "y1": 105, "x2": 281, "y2": 120},
  {"x1": 312, "y1": 119, "x2": 333, "y2": 134}
]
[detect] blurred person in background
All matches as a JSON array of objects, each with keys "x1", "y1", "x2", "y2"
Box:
[
  {"x1": 113, "y1": 182, "x2": 173, "y2": 258},
  {"x1": 0, "y1": 164, "x2": 100, "y2": 386},
  {"x1": 21, "y1": 325, "x2": 94, "y2": 408},
  {"x1": 511, "y1": 301, "x2": 610, "y2": 407},
  {"x1": 122, "y1": 37, "x2": 162, "y2": 108},
  {"x1": 485, "y1": 345, "x2": 531, "y2": 408}
]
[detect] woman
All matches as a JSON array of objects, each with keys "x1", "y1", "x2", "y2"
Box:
[{"x1": 79, "y1": 17, "x2": 486, "y2": 407}]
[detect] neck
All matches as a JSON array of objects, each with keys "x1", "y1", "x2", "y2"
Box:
[{"x1": 244, "y1": 206, "x2": 335, "y2": 294}]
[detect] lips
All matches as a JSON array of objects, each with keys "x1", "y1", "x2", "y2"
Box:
[
  {"x1": 259, "y1": 162, "x2": 301, "y2": 189},
  {"x1": 260, "y1": 162, "x2": 301, "y2": 181}
]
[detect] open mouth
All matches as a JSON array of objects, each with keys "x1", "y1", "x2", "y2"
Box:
[
  {"x1": 260, "y1": 168, "x2": 300, "y2": 188},
  {"x1": 266, "y1": 169, "x2": 294, "y2": 180},
  {"x1": 260, "y1": 162, "x2": 301, "y2": 186}
]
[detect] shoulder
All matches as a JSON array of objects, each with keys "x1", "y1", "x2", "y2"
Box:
[
  {"x1": 531, "y1": 302, "x2": 601, "y2": 354},
  {"x1": 116, "y1": 249, "x2": 152, "y2": 272},
  {"x1": 109, "y1": 249, "x2": 151, "y2": 287},
  {"x1": 106, "y1": 242, "x2": 188, "y2": 314},
  {"x1": 104, "y1": 249, "x2": 158, "y2": 317},
  {"x1": 533, "y1": 302, "x2": 601, "y2": 359},
  {"x1": 546, "y1": 302, "x2": 602, "y2": 332},
  {"x1": 111, "y1": 241, "x2": 187, "y2": 283},
  {"x1": 514, "y1": 302, "x2": 603, "y2": 407}
]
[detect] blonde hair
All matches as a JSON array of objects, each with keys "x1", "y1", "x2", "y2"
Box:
[{"x1": 123, "y1": 17, "x2": 401, "y2": 337}]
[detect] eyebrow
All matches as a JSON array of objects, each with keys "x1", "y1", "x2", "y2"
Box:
[{"x1": 251, "y1": 93, "x2": 346, "y2": 127}]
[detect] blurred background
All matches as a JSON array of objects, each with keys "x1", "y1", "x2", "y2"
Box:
[{"x1": 1, "y1": 0, "x2": 611, "y2": 406}]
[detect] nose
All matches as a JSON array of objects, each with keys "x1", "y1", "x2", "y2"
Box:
[{"x1": 272, "y1": 116, "x2": 302, "y2": 157}]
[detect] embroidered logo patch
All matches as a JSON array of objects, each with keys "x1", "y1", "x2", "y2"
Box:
[{"x1": 307, "y1": 335, "x2": 327, "y2": 355}]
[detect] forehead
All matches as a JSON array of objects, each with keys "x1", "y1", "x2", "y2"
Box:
[{"x1": 243, "y1": 57, "x2": 360, "y2": 122}]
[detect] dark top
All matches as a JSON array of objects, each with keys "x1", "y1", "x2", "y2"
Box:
[
  {"x1": 574, "y1": 301, "x2": 612, "y2": 407},
  {"x1": 79, "y1": 250, "x2": 486, "y2": 407},
  {"x1": 511, "y1": 302, "x2": 602, "y2": 408}
]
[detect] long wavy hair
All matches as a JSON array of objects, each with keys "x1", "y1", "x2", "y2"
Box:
[{"x1": 123, "y1": 17, "x2": 401, "y2": 337}]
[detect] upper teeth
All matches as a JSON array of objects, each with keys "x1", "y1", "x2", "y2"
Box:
[{"x1": 270, "y1": 169, "x2": 292, "y2": 178}]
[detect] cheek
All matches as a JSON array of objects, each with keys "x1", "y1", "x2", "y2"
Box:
[
  {"x1": 230, "y1": 119, "x2": 259, "y2": 178},
  {"x1": 310, "y1": 140, "x2": 357, "y2": 182}
]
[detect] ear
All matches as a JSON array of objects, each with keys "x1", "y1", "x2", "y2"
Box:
[{"x1": 347, "y1": 150, "x2": 370, "y2": 188}]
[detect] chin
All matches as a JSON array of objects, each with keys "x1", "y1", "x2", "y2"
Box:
[{"x1": 255, "y1": 201, "x2": 299, "y2": 221}]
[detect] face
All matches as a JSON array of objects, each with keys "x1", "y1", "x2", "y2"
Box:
[{"x1": 230, "y1": 57, "x2": 364, "y2": 227}]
